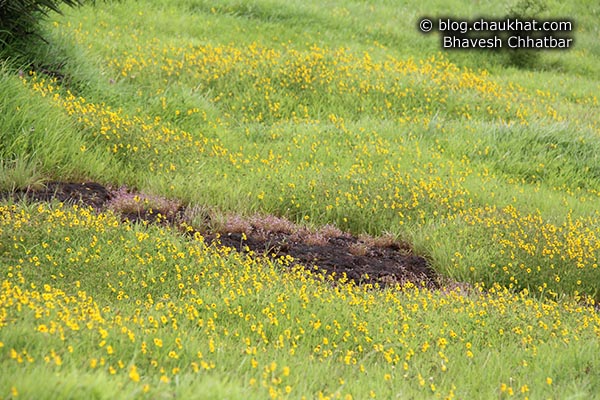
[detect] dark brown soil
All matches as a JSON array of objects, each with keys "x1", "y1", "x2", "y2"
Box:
[
  {"x1": 211, "y1": 232, "x2": 437, "y2": 288},
  {"x1": 7, "y1": 181, "x2": 112, "y2": 209},
  {"x1": 2, "y1": 181, "x2": 439, "y2": 289}
]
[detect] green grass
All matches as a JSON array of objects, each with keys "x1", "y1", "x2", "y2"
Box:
[
  {"x1": 1, "y1": 0, "x2": 600, "y2": 398},
  {"x1": 0, "y1": 62, "x2": 111, "y2": 187},
  {"x1": 1, "y1": 202, "x2": 599, "y2": 399}
]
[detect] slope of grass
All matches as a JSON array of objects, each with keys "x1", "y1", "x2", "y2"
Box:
[
  {"x1": 1, "y1": 0, "x2": 600, "y2": 398},
  {"x1": 0, "y1": 63, "x2": 109, "y2": 186}
]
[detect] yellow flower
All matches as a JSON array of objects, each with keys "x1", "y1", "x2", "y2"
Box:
[{"x1": 129, "y1": 365, "x2": 140, "y2": 382}]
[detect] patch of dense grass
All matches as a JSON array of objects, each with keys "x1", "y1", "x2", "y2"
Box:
[
  {"x1": 0, "y1": 63, "x2": 109, "y2": 188},
  {"x1": 1, "y1": 202, "x2": 598, "y2": 399}
]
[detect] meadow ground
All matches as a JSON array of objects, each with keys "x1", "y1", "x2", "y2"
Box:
[{"x1": 1, "y1": 0, "x2": 600, "y2": 399}]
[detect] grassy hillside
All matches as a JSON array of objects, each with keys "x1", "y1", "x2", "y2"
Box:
[{"x1": 1, "y1": 0, "x2": 600, "y2": 398}]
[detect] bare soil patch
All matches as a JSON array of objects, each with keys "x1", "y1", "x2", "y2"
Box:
[{"x1": 2, "y1": 181, "x2": 439, "y2": 289}]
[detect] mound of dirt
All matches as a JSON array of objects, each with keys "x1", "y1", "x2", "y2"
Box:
[{"x1": 1, "y1": 181, "x2": 439, "y2": 289}]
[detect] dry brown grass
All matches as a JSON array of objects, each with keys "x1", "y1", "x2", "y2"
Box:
[{"x1": 348, "y1": 242, "x2": 369, "y2": 256}]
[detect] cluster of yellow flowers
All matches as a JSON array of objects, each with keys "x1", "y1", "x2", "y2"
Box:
[
  {"x1": 1, "y1": 202, "x2": 599, "y2": 398},
  {"x1": 53, "y1": 17, "x2": 600, "y2": 130},
  {"x1": 105, "y1": 39, "x2": 563, "y2": 125},
  {"x1": 23, "y1": 71, "x2": 211, "y2": 175}
]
